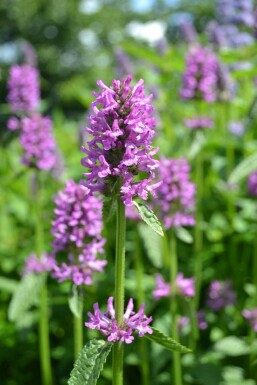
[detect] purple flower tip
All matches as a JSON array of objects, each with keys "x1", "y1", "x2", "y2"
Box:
[
  {"x1": 206, "y1": 280, "x2": 237, "y2": 311},
  {"x1": 153, "y1": 273, "x2": 195, "y2": 299},
  {"x1": 81, "y1": 75, "x2": 160, "y2": 206},
  {"x1": 242, "y1": 308, "x2": 257, "y2": 332},
  {"x1": 85, "y1": 297, "x2": 153, "y2": 343}
]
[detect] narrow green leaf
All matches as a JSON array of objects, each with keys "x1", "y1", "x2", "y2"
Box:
[
  {"x1": 68, "y1": 284, "x2": 84, "y2": 318},
  {"x1": 138, "y1": 223, "x2": 162, "y2": 268},
  {"x1": 175, "y1": 227, "x2": 193, "y2": 244},
  {"x1": 68, "y1": 339, "x2": 112, "y2": 385},
  {"x1": 228, "y1": 152, "x2": 257, "y2": 184},
  {"x1": 133, "y1": 201, "x2": 164, "y2": 236},
  {"x1": 102, "y1": 197, "x2": 117, "y2": 223},
  {"x1": 188, "y1": 131, "x2": 206, "y2": 160},
  {"x1": 144, "y1": 327, "x2": 191, "y2": 353},
  {"x1": 8, "y1": 273, "x2": 45, "y2": 322}
]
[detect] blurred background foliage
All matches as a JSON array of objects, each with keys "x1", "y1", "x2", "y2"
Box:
[{"x1": 1, "y1": 0, "x2": 257, "y2": 385}]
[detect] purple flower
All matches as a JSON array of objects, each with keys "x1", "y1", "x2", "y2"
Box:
[
  {"x1": 24, "y1": 253, "x2": 55, "y2": 275},
  {"x1": 7, "y1": 65, "x2": 40, "y2": 114},
  {"x1": 7, "y1": 116, "x2": 20, "y2": 131},
  {"x1": 81, "y1": 75, "x2": 160, "y2": 206},
  {"x1": 228, "y1": 121, "x2": 245, "y2": 136},
  {"x1": 178, "y1": 311, "x2": 208, "y2": 333},
  {"x1": 180, "y1": 45, "x2": 219, "y2": 103},
  {"x1": 20, "y1": 114, "x2": 58, "y2": 171},
  {"x1": 153, "y1": 273, "x2": 195, "y2": 299},
  {"x1": 180, "y1": 21, "x2": 198, "y2": 44},
  {"x1": 85, "y1": 297, "x2": 153, "y2": 344},
  {"x1": 184, "y1": 116, "x2": 214, "y2": 130},
  {"x1": 248, "y1": 171, "x2": 257, "y2": 196},
  {"x1": 242, "y1": 308, "x2": 257, "y2": 331},
  {"x1": 206, "y1": 280, "x2": 237, "y2": 311},
  {"x1": 51, "y1": 181, "x2": 107, "y2": 286},
  {"x1": 153, "y1": 157, "x2": 195, "y2": 229}
]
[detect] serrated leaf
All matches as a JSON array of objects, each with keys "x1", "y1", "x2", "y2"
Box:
[
  {"x1": 144, "y1": 327, "x2": 191, "y2": 353},
  {"x1": 133, "y1": 201, "x2": 164, "y2": 236},
  {"x1": 68, "y1": 284, "x2": 84, "y2": 318},
  {"x1": 138, "y1": 223, "x2": 162, "y2": 268},
  {"x1": 8, "y1": 273, "x2": 45, "y2": 322},
  {"x1": 102, "y1": 197, "x2": 117, "y2": 222},
  {"x1": 228, "y1": 152, "x2": 257, "y2": 184},
  {"x1": 175, "y1": 227, "x2": 193, "y2": 244},
  {"x1": 68, "y1": 339, "x2": 112, "y2": 385}
]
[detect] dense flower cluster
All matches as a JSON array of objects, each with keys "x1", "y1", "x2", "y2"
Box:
[
  {"x1": 85, "y1": 297, "x2": 153, "y2": 344},
  {"x1": 51, "y1": 180, "x2": 107, "y2": 285},
  {"x1": 7, "y1": 64, "x2": 40, "y2": 114},
  {"x1": 184, "y1": 116, "x2": 214, "y2": 130},
  {"x1": 242, "y1": 308, "x2": 257, "y2": 331},
  {"x1": 206, "y1": 280, "x2": 236, "y2": 311},
  {"x1": 153, "y1": 157, "x2": 195, "y2": 228},
  {"x1": 24, "y1": 253, "x2": 55, "y2": 275},
  {"x1": 81, "y1": 75, "x2": 160, "y2": 206},
  {"x1": 20, "y1": 114, "x2": 58, "y2": 171},
  {"x1": 180, "y1": 45, "x2": 219, "y2": 103},
  {"x1": 248, "y1": 171, "x2": 257, "y2": 196},
  {"x1": 207, "y1": 1, "x2": 254, "y2": 48},
  {"x1": 153, "y1": 273, "x2": 195, "y2": 300}
]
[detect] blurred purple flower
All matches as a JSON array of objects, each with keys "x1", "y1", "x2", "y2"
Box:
[
  {"x1": 153, "y1": 273, "x2": 195, "y2": 299},
  {"x1": 248, "y1": 170, "x2": 257, "y2": 196},
  {"x1": 24, "y1": 253, "x2": 55, "y2": 275},
  {"x1": 197, "y1": 310, "x2": 208, "y2": 330},
  {"x1": 81, "y1": 75, "x2": 160, "y2": 206},
  {"x1": 206, "y1": 280, "x2": 237, "y2": 311},
  {"x1": 114, "y1": 47, "x2": 134, "y2": 79},
  {"x1": 51, "y1": 180, "x2": 107, "y2": 286},
  {"x1": 7, "y1": 64, "x2": 40, "y2": 114},
  {"x1": 184, "y1": 116, "x2": 214, "y2": 130},
  {"x1": 7, "y1": 116, "x2": 20, "y2": 131},
  {"x1": 85, "y1": 297, "x2": 153, "y2": 344},
  {"x1": 180, "y1": 21, "x2": 198, "y2": 44},
  {"x1": 153, "y1": 157, "x2": 195, "y2": 229},
  {"x1": 180, "y1": 45, "x2": 218, "y2": 103},
  {"x1": 242, "y1": 308, "x2": 257, "y2": 331},
  {"x1": 228, "y1": 121, "x2": 245, "y2": 136},
  {"x1": 20, "y1": 114, "x2": 58, "y2": 171}
]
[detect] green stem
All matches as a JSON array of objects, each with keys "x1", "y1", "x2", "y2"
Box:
[
  {"x1": 193, "y1": 150, "x2": 203, "y2": 317},
  {"x1": 170, "y1": 231, "x2": 182, "y2": 385},
  {"x1": 74, "y1": 312, "x2": 83, "y2": 360},
  {"x1": 112, "y1": 195, "x2": 126, "y2": 385},
  {"x1": 34, "y1": 172, "x2": 53, "y2": 385},
  {"x1": 135, "y1": 230, "x2": 150, "y2": 385}
]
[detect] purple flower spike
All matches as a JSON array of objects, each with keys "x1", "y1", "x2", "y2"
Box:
[
  {"x1": 248, "y1": 170, "x2": 257, "y2": 196},
  {"x1": 153, "y1": 157, "x2": 195, "y2": 229},
  {"x1": 7, "y1": 64, "x2": 40, "y2": 114},
  {"x1": 242, "y1": 308, "x2": 257, "y2": 332},
  {"x1": 85, "y1": 297, "x2": 153, "y2": 344},
  {"x1": 153, "y1": 273, "x2": 195, "y2": 299},
  {"x1": 24, "y1": 253, "x2": 55, "y2": 275},
  {"x1": 206, "y1": 280, "x2": 236, "y2": 311},
  {"x1": 81, "y1": 75, "x2": 160, "y2": 206},
  {"x1": 51, "y1": 180, "x2": 107, "y2": 286},
  {"x1": 184, "y1": 116, "x2": 214, "y2": 130},
  {"x1": 20, "y1": 114, "x2": 58, "y2": 171},
  {"x1": 180, "y1": 45, "x2": 219, "y2": 103}
]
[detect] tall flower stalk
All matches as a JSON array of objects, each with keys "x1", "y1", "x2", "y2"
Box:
[
  {"x1": 34, "y1": 172, "x2": 53, "y2": 385},
  {"x1": 82, "y1": 76, "x2": 159, "y2": 385}
]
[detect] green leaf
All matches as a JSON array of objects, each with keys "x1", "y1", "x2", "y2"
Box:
[
  {"x1": 133, "y1": 201, "x2": 164, "y2": 236},
  {"x1": 0, "y1": 276, "x2": 18, "y2": 293},
  {"x1": 68, "y1": 284, "x2": 84, "y2": 318},
  {"x1": 188, "y1": 131, "x2": 206, "y2": 160},
  {"x1": 144, "y1": 327, "x2": 191, "y2": 353},
  {"x1": 214, "y1": 336, "x2": 250, "y2": 357},
  {"x1": 138, "y1": 223, "x2": 162, "y2": 268},
  {"x1": 68, "y1": 339, "x2": 112, "y2": 385},
  {"x1": 228, "y1": 152, "x2": 257, "y2": 184},
  {"x1": 102, "y1": 197, "x2": 117, "y2": 223},
  {"x1": 175, "y1": 227, "x2": 193, "y2": 244},
  {"x1": 8, "y1": 273, "x2": 45, "y2": 322}
]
